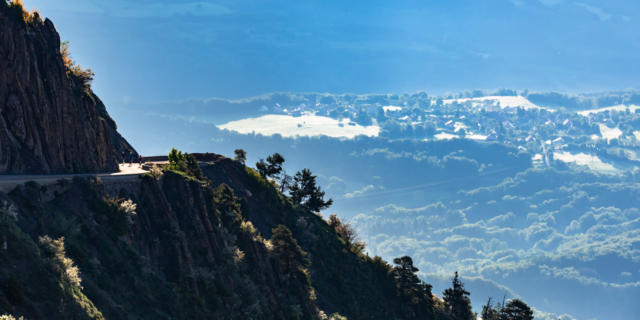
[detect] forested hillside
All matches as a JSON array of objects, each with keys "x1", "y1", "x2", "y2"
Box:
[{"x1": 0, "y1": 149, "x2": 536, "y2": 319}]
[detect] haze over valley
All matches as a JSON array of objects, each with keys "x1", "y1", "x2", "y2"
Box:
[
  {"x1": 3, "y1": 0, "x2": 640, "y2": 319},
  {"x1": 117, "y1": 90, "x2": 640, "y2": 320}
]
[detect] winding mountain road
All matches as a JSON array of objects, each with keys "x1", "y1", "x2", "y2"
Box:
[
  {"x1": 0, "y1": 164, "x2": 149, "y2": 192},
  {"x1": 0, "y1": 153, "x2": 224, "y2": 192}
]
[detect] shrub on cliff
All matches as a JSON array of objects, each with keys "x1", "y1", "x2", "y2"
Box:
[
  {"x1": 38, "y1": 236, "x2": 83, "y2": 289},
  {"x1": 60, "y1": 41, "x2": 94, "y2": 89},
  {"x1": 167, "y1": 148, "x2": 207, "y2": 182},
  {"x1": 2, "y1": 0, "x2": 42, "y2": 25},
  {"x1": 327, "y1": 214, "x2": 365, "y2": 254},
  {"x1": 168, "y1": 148, "x2": 187, "y2": 171}
]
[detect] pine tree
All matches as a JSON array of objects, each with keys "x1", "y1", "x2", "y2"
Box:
[
  {"x1": 481, "y1": 297, "x2": 501, "y2": 320},
  {"x1": 233, "y1": 149, "x2": 247, "y2": 164},
  {"x1": 393, "y1": 256, "x2": 421, "y2": 298},
  {"x1": 269, "y1": 225, "x2": 315, "y2": 319},
  {"x1": 184, "y1": 153, "x2": 203, "y2": 179},
  {"x1": 270, "y1": 225, "x2": 310, "y2": 276},
  {"x1": 443, "y1": 272, "x2": 474, "y2": 320},
  {"x1": 256, "y1": 153, "x2": 285, "y2": 178},
  {"x1": 392, "y1": 256, "x2": 433, "y2": 319},
  {"x1": 214, "y1": 183, "x2": 242, "y2": 227},
  {"x1": 502, "y1": 299, "x2": 534, "y2": 320},
  {"x1": 288, "y1": 169, "x2": 333, "y2": 212}
]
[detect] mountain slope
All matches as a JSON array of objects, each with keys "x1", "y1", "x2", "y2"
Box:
[
  {"x1": 0, "y1": 171, "x2": 324, "y2": 319},
  {"x1": 203, "y1": 159, "x2": 414, "y2": 319},
  {"x1": 0, "y1": 3, "x2": 134, "y2": 174},
  {"x1": 0, "y1": 157, "x2": 457, "y2": 319}
]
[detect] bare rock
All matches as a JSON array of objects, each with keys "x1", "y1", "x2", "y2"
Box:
[{"x1": 0, "y1": 8, "x2": 135, "y2": 174}]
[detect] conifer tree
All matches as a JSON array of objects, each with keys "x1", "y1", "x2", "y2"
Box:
[
  {"x1": 393, "y1": 256, "x2": 421, "y2": 297},
  {"x1": 270, "y1": 225, "x2": 310, "y2": 278},
  {"x1": 256, "y1": 153, "x2": 285, "y2": 178},
  {"x1": 234, "y1": 149, "x2": 247, "y2": 164},
  {"x1": 502, "y1": 299, "x2": 534, "y2": 320},
  {"x1": 481, "y1": 297, "x2": 501, "y2": 320},
  {"x1": 392, "y1": 256, "x2": 433, "y2": 319},
  {"x1": 214, "y1": 183, "x2": 242, "y2": 227},
  {"x1": 443, "y1": 272, "x2": 474, "y2": 320},
  {"x1": 288, "y1": 169, "x2": 333, "y2": 212},
  {"x1": 270, "y1": 225, "x2": 315, "y2": 319},
  {"x1": 184, "y1": 153, "x2": 203, "y2": 179}
]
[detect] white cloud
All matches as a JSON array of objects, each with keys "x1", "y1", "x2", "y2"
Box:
[
  {"x1": 553, "y1": 151, "x2": 619, "y2": 175},
  {"x1": 487, "y1": 212, "x2": 516, "y2": 226},
  {"x1": 434, "y1": 132, "x2": 459, "y2": 140},
  {"x1": 373, "y1": 202, "x2": 449, "y2": 215},
  {"x1": 539, "y1": 265, "x2": 640, "y2": 288},
  {"x1": 382, "y1": 105, "x2": 403, "y2": 112},
  {"x1": 534, "y1": 309, "x2": 577, "y2": 320},
  {"x1": 577, "y1": 104, "x2": 640, "y2": 116},
  {"x1": 539, "y1": 0, "x2": 564, "y2": 6},
  {"x1": 598, "y1": 124, "x2": 622, "y2": 142},
  {"x1": 218, "y1": 114, "x2": 380, "y2": 139},
  {"x1": 344, "y1": 184, "x2": 378, "y2": 199},
  {"x1": 575, "y1": 2, "x2": 613, "y2": 21}
]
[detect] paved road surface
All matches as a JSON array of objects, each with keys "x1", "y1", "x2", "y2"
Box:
[{"x1": 0, "y1": 164, "x2": 149, "y2": 192}]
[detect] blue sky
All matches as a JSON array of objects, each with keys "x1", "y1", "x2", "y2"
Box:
[
  {"x1": 16, "y1": 2, "x2": 640, "y2": 318},
  {"x1": 22, "y1": 0, "x2": 640, "y2": 107}
]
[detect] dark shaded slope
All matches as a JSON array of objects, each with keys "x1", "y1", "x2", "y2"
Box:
[
  {"x1": 0, "y1": 3, "x2": 135, "y2": 174},
  {"x1": 0, "y1": 173, "x2": 319, "y2": 319},
  {"x1": 202, "y1": 157, "x2": 427, "y2": 320}
]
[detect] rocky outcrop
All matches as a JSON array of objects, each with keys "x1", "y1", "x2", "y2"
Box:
[{"x1": 0, "y1": 6, "x2": 135, "y2": 174}]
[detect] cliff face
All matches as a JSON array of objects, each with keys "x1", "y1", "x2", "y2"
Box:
[{"x1": 0, "y1": 6, "x2": 135, "y2": 174}]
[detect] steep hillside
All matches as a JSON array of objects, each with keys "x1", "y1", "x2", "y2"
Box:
[
  {"x1": 0, "y1": 171, "x2": 323, "y2": 319},
  {"x1": 203, "y1": 158, "x2": 415, "y2": 319},
  {"x1": 0, "y1": 158, "x2": 456, "y2": 319},
  {"x1": 0, "y1": 3, "x2": 134, "y2": 174}
]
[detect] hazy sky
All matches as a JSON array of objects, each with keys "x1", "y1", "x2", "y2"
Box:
[
  {"x1": 14, "y1": 3, "x2": 640, "y2": 318},
  {"x1": 23, "y1": 0, "x2": 640, "y2": 105}
]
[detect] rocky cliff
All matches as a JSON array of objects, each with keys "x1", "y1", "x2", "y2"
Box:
[{"x1": 0, "y1": 4, "x2": 135, "y2": 174}]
